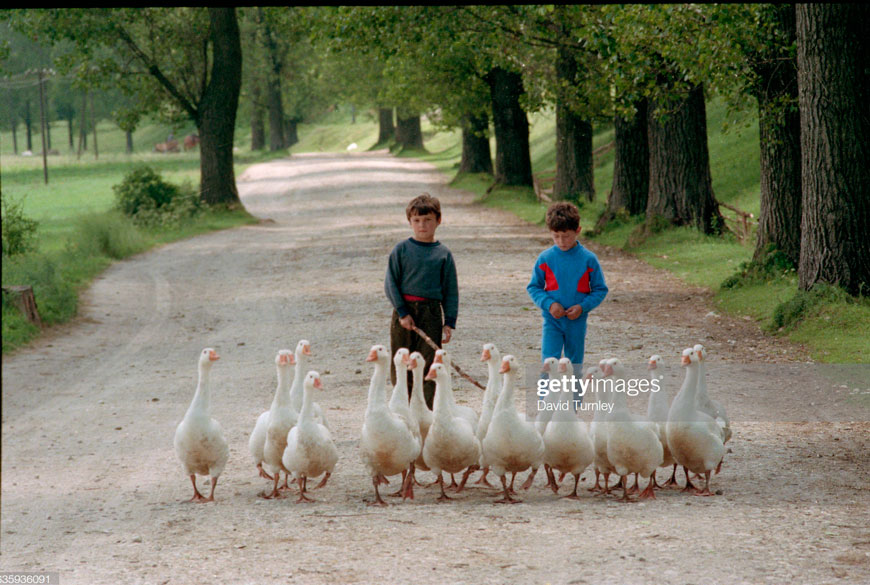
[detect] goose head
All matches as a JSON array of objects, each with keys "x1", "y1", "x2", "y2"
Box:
[
  {"x1": 433, "y1": 348, "x2": 450, "y2": 367},
  {"x1": 693, "y1": 344, "x2": 707, "y2": 361},
  {"x1": 648, "y1": 354, "x2": 662, "y2": 371},
  {"x1": 393, "y1": 347, "x2": 411, "y2": 371},
  {"x1": 558, "y1": 357, "x2": 572, "y2": 375},
  {"x1": 541, "y1": 356, "x2": 559, "y2": 375},
  {"x1": 276, "y1": 348, "x2": 296, "y2": 367},
  {"x1": 295, "y1": 339, "x2": 312, "y2": 362},
  {"x1": 366, "y1": 344, "x2": 390, "y2": 365},
  {"x1": 583, "y1": 365, "x2": 602, "y2": 381},
  {"x1": 601, "y1": 357, "x2": 624, "y2": 378},
  {"x1": 408, "y1": 351, "x2": 425, "y2": 374},
  {"x1": 425, "y1": 361, "x2": 449, "y2": 382},
  {"x1": 499, "y1": 355, "x2": 518, "y2": 374},
  {"x1": 199, "y1": 348, "x2": 220, "y2": 367},
  {"x1": 480, "y1": 343, "x2": 500, "y2": 364},
  {"x1": 681, "y1": 347, "x2": 697, "y2": 367},
  {"x1": 303, "y1": 370, "x2": 323, "y2": 391}
]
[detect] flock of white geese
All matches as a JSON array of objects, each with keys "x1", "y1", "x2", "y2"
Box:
[{"x1": 174, "y1": 340, "x2": 731, "y2": 505}]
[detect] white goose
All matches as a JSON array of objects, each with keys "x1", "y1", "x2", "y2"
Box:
[
  {"x1": 694, "y1": 344, "x2": 732, "y2": 446},
  {"x1": 523, "y1": 356, "x2": 563, "y2": 491},
  {"x1": 248, "y1": 349, "x2": 296, "y2": 490},
  {"x1": 433, "y1": 348, "x2": 479, "y2": 488},
  {"x1": 535, "y1": 357, "x2": 561, "y2": 436},
  {"x1": 407, "y1": 351, "x2": 433, "y2": 482},
  {"x1": 359, "y1": 344, "x2": 421, "y2": 505},
  {"x1": 282, "y1": 371, "x2": 338, "y2": 503},
  {"x1": 473, "y1": 343, "x2": 502, "y2": 487},
  {"x1": 541, "y1": 358, "x2": 594, "y2": 499},
  {"x1": 387, "y1": 347, "x2": 423, "y2": 495},
  {"x1": 589, "y1": 360, "x2": 616, "y2": 494},
  {"x1": 603, "y1": 358, "x2": 663, "y2": 501},
  {"x1": 481, "y1": 355, "x2": 545, "y2": 504},
  {"x1": 174, "y1": 348, "x2": 229, "y2": 503},
  {"x1": 433, "y1": 349, "x2": 479, "y2": 433},
  {"x1": 289, "y1": 340, "x2": 329, "y2": 431},
  {"x1": 646, "y1": 354, "x2": 678, "y2": 488},
  {"x1": 666, "y1": 347, "x2": 726, "y2": 496},
  {"x1": 422, "y1": 362, "x2": 482, "y2": 501}
]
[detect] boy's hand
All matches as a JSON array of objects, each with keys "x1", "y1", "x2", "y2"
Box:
[
  {"x1": 549, "y1": 302, "x2": 566, "y2": 319},
  {"x1": 566, "y1": 305, "x2": 583, "y2": 320},
  {"x1": 442, "y1": 325, "x2": 453, "y2": 344},
  {"x1": 399, "y1": 315, "x2": 415, "y2": 330}
]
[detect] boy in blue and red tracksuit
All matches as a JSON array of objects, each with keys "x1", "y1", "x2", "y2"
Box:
[{"x1": 527, "y1": 202, "x2": 608, "y2": 390}]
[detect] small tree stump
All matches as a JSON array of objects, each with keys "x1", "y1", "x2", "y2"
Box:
[{"x1": 2, "y1": 285, "x2": 42, "y2": 328}]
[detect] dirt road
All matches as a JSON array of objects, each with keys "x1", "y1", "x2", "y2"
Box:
[{"x1": 2, "y1": 152, "x2": 868, "y2": 584}]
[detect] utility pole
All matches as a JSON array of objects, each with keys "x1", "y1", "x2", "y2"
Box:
[{"x1": 37, "y1": 68, "x2": 49, "y2": 184}]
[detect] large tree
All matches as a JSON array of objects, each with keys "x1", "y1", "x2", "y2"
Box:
[
  {"x1": 7, "y1": 8, "x2": 243, "y2": 206},
  {"x1": 796, "y1": 4, "x2": 870, "y2": 295},
  {"x1": 750, "y1": 5, "x2": 802, "y2": 267}
]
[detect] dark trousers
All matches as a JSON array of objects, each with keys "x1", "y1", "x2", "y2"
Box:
[{"x1": 390, "y1": 299, "x2": 442, "y2": 410}]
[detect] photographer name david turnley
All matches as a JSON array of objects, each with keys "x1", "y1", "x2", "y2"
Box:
[{"x1": 535, "y1": 375, "x2": 662, "y2": 412}]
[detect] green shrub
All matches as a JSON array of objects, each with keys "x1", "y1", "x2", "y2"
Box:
[
  {"x1": 114, "y1": 165, "x2": 178, "y2": 215},
  {"x1": 72, "y1": 211, "x2": 150, "y2": 260},
  {"x1": 131, "y1": 180, "x2": 201, "y2": 228},
  {"x1": 1, "y1": 193, "x2": 39, "y2": 256}
]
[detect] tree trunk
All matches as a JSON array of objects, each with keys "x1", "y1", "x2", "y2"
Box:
[
  {"x1": 752, "y1": 5, "x2": 802, "y2": 267},
  {"x1": 458, "y1": 113, "x2": 493, "y2": 174},
  {"x1": 125, "y1": 130, "x2": 133, "y2": 154},
  {"x1": 250, "y1": 81, "x2": 265, "y2": 151},
  {"x1": 646, "y1": 84, "x2": 724, "y2": 234},
  {"x1": 266, "y1": 79, "x2": 285, "y2": 151},
  {"x1": 395, "y1": 111, "x2": 423, "y2": 150},
  {"x1": 486, "y1": 67, "x2": 533, "y2": 187},
  {"x1": 12, "y1": 119, "x2": 18, "y2": 154},
  {"x1": 796, "y1": 4, "x2": 870, "y2": 295},
  {"x1": 377, "y1": 107, "x2": 394, "y2": 145},
  {"x1": 553, "y1": 45, "x2": 594, "y2": 202},
  {"x1": 258, "y1": 7, "x2": 287, "y2": 151},
  {"x1": 198, "y1": 7, "x2": 242, "y2": 207},
  {"x1": 285, "y1": 117, "x2": 299, "y2": 148},
  {"x1": 597, "y1": 99, "x2": 649, "y2": 231},
  {"x1": 25, "y1": 99, "x2": 32, "y2": 151},
  {"x1": 67, "y1": 116, "x2": 74, "y2": 150}
]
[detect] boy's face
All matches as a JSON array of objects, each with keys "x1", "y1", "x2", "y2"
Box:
[
  {"x1": 551, "y1": 228, "x2": 581, "y2": 251},
  {"x1": 409, "y1": 212, "x2": 441, "y2": 242}
]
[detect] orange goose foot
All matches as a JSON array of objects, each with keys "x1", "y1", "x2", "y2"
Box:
[{"x1": 493, "y1": 475, "x2": 522, "y2": 504}]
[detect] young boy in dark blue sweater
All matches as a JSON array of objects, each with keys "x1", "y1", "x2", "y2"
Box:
[
  {"x1": 527, "y1": 202, "x2": 608, "y2": 379},
  {"x1": 385, "y1": 193, "x2": 458, "y2": 409}
]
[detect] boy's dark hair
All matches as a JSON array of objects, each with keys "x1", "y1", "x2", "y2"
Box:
[
  {"x1": 406, "y1": 193, "x2": 441, "y2": 221},
  {"x1": 546, "y1": 201, "x2": 580, "y2": 232}
]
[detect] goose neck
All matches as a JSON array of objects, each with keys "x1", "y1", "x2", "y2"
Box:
[
  {"x1": 189, "y1": 364, "x2": 212, "y2": 414},
  {"x1": 367, "y1": 360, "x2": 389, "y2": 410}
]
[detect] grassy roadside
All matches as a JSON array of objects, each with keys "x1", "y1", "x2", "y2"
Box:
[{"x1": 1, "y1": 120, "x2": 291, "y2": 354}]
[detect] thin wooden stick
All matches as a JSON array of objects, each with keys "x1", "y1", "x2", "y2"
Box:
[{"x1": 411, "y1": 325, "x2": 486, "y2": 391}]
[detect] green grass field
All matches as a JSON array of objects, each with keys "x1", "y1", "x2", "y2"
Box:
[{"x1": 1, "y1": 118, "x2": 269, "y2": 353}]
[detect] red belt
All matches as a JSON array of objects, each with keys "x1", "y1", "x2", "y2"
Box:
[{"x1": 403, "y1": 294, "x2": 430, "y2": 302}]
